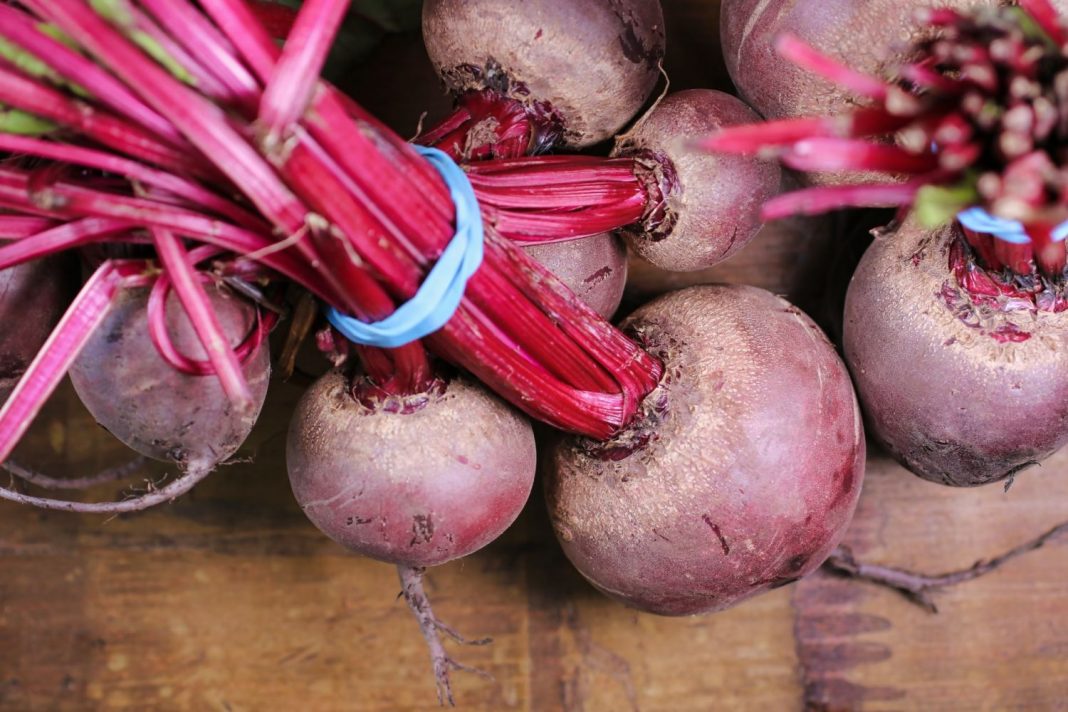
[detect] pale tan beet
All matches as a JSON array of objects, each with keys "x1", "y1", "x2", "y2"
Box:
[
  {"x1": 546, "y1": 285, "x2": 864, "y2": 616},
  {"x1": 422, "y1": 0, "x2": 665, "y2": 148},
  {"x1": 522, "y1": 233, "x2": 628, "y2": 319},
  {"x1": 612, "y1": 89, "x2": 780, "y2": 272},
  {"x1": 287, "y1": 372, "x2": 537, "y2": 567},
  {"x1": 0, "y1": 256, "x2": 76, "y2": 400},
  {"x1": 70, "y1": 287, "x2": 270, "y2": 475},
  {"x1": 844, "y1": 220, "x2": 1068, "y2": 487}
]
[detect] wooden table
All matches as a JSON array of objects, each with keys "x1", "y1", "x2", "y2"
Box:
[{"x1": 3, "y1": 377, "x2": 1068, "y2": 711}]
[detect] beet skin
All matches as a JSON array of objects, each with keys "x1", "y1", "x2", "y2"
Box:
[
  {"x1": 844, "y1": 219, "x2": 1068, "y2": 487},
  {"x1": 546, "y1": 285, "x2": 865, "y2": 615},
  {"x1": 287, "y1": 372, "x2": 537, "y2": 567}
]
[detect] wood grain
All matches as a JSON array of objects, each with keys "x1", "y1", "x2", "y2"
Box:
[{"x1": 3, "y1": 379, "x2": 1067, "y2": 710}]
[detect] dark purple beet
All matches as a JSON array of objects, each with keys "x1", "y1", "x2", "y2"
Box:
[
  {"x1": 546, "y1": 285, "x2": 864, "y2": 615},
  {"x1": 69, "y1": 286, "x2": 270, "y2": 475},
  {"x1": 0, "y1": 255, "x2": 76, "y2": 401}
]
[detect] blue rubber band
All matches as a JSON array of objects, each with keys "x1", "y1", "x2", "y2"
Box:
[
  {"x1": 957, "y1": 206, "x2": 1068, "y2": 245},
  {"x1": 325, "y1": 146, "x2": 484, "y2": 349}
]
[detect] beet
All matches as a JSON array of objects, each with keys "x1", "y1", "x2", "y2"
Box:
[
  {"x1": 546, "y1": 285, "x2": 864, "y2": 615},
  {"x1": 0, "y1": 256, "x2": 76, "y2": 401},
  {"x1": 844, "y1": 219, "x2": 1068, "y2": 487},
  {"x1": 611, "y1": 89, "x2": 780, "y2": 272},
  {"x1": 69, "y1": 286, "x2": 270, "y2": 476},
  {"x1": 422, "y1": 0, "x2": 666, "y2": 148},
  {"x1": 522, "y1": 233, "x2": 628, "y2": 319},
  {"x1": 287, "y1": 371, "x2": 536, "y2": 567}
]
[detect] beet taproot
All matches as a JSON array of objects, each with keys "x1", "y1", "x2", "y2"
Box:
[
  {"x1": 844, "y1": 219, "x2": 1068, "y2": 487},
  {"x1": 546, "y1": 285, "x2": 864, "y2": 615}
]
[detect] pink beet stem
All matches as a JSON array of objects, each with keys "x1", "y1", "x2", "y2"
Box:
[
  {"x1": 124, "y1": 4, "x2": 235, "y2": 104},
  {"x1": 138, "y1": 0, "x2": 262, "y2": 112},
  {"x1": 698, "y1": 108, "x2": 912, "y2": 154},
  {"x1": 152, "y1": 227, "x2": 255, "y2": 412},
  {"x1": 199, "y1": 0, "x2": 284, "y2": 83},
  {"x1": 148, "y1": 270, "x2": 274, "y2": 376},
  {"x1": 484, "y1": 196, "x2": 648, "y2": 241},
  {"x1": 0, "y1": 63, "x2": 204, "y2": 176},
  {"x1": 0, "y1": 171, "x2": 325, "y2": 295},
  {"x1": 258, "y1": 0, "x2": 351, "y2": 150},
  {"x1": 775, "y1": 33, "x2": 891, "y2": 100},
  {"x1": 0, "y1": 259, "x2": 146, "y2": 465},
  {"x1": 0, "y1": 3, "x2": 186, "y2": 145},
  {"x1": 0, "y1": 215, "x2": 56, "y2": 239},
  {"x1": 0, "y1": 217, "x2": 135, "y2": 270},
  {"x1": 781, "y1": 138, "x2": 939, "y2": 174},
  {"x1": 901, "y1": 63, "x2": 966, "y2": 93},
  {"x1": 761, "y1": 182, "x2": 923, "y2": 220},
  {"x1": 0, "y1": 133, "x2": 265, "y2": 231},
  {"x1": 1020, "y1": 0, "x2": 1067, "y2": 45},
  {"x1": 33, "y1": 0, "x2": 308, "y2": 230}
]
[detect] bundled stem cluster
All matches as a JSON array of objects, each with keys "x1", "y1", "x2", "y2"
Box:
[{"x1": 0, "y1": 0, "x2": 665, "y2": 472}]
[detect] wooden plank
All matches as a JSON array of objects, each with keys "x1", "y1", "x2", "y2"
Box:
[
  {"x1": 4, "y1": 379, "x2": 1067, "y2": 710},
  {"x1": 795, "y1": 451, "x2": 1068, "y2": 712}
]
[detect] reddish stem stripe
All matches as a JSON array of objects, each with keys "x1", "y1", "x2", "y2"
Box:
[
  {"x1": 0, "y1": 217, "x2": 135, "y2": 270},
  {"x1": 0, "y1": 260, "x2": 145, "y2": 465},
  {"x1": 152, "y1": 228, "x2": 255, "y2": 412},
  {"x1": 781, "y1": 138, "x2": 939, "y2": 174},
  {"x1": 761, "y1": 182, "x2": 923, "y2": 220},
  {"x1": 0, "y1": 133, "x2": 265, "y2": 231},
  {"x1": 0, "y1": 62, "x2": 203, "y2": 175},
  {"x1": 258, "y1": 0, "x2": 350, "y2": 145},
  {"x1": 0, "y1": 215, "x2": 56, "y2": 239},
  {"x1": 1020, "y1": 0, "x2": 1068, "y2": 46}
]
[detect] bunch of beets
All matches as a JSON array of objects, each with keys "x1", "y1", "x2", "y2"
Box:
[{"x1": 0, "y1": 0, "x2": 1065, "y2": 703}]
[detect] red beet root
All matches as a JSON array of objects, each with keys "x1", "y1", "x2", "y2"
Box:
[
  {"x1": 287, "y1": 369, "x2": 538, "y2": 703},
  {"x1": 844, "y1": 219, "x2": 1068, "y2": 487},
  {"x1": 612, "y1": 89, "x2": 780, "y2": 272},
  {"x1": 522, "y1": 233, "x2": 628, "y2": 319},
  {"x1": 546, "y1": 285, "x2": 864, "y2": 615},
  {"x1": 287, "y1": 371, "x2": 536, "y2": 567},
  {"x1": 69, "y1": 286, "x2": 270, "y2": 476},
  {"x1": 422, "y1": 0, "x2": 666, "y2": 148}
]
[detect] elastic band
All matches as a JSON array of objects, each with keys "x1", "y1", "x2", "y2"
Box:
[
  {"x1": 957, "y1": 206, "x2": 1068, "y2": 245},
  {"x1": 325, "y1": 146, "x2": 484, "y2": 349}
]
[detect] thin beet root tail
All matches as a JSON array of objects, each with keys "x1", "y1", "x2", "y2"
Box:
[
  {"x1": 397, "y1": 565, "x2": 493, "y2": 707},
  {"x1": 3, "y1": 456, "x2": 147, "y2": 491},
  {"x1": 0, "y1": 462, "x2": 216, "y2": 514},
  {"x1": 705, "y1": 3, "x2": 1068, "y2": 279},
  {"x1": 823, "y1": 518, "x2": 1068, "y2": 613}
]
